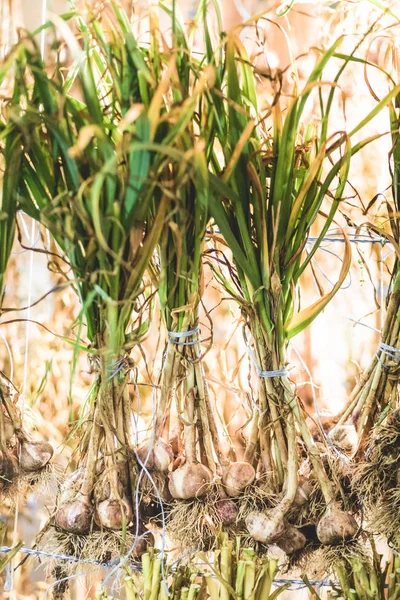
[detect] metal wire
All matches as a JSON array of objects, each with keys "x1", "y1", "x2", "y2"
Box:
[
  {"x1": 167, "y1": 326, "x2": 200, "y2": 346},
  {"x1": 246, "y1": 341, "x2": 289, "y2": 378},
  {"x1": 0, "y1": 545, "x2": 337, "y2": 590}
]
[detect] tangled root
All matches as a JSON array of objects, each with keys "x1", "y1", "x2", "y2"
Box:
[
  {"x1": 351, "y1": 411, "x2": 400, "y2": 544},
  {"x1": 289, "y1": 537, "x2": 371, "y2": 584},
  {"x1": 290, "y1": 450, "x2": 357, "y2": 528},
  {"x1": 288, "y1": 540, "x2": 329, "y2": 580},
  {"x1": 39, "y1": 527, "x2": 152, "y2": 580},
  {"x1": 0, "y1": 477, "x2": 26, "y2": 509},
  {"x1": 0, "y1": 462, "x2": 60, "y2": 512},
  {"x1": 51, "y1": 563, "x2": 71, "y2": 600},
  {"x1": 288, "y1": 478, "x2": 323, "y2": 527},
  {"x1": 323, "y1": 538, "x2": 370, "y2": 569},
  {"x1": 38, "y1": 531, "x2": 105, "y2": 600},
  {"x1": 323, "y1": 537, "x2": 376, "y2": 593},
  {"x1": 235, "y1": 476, "x2": 278, "y2": 524},
  {"x1": 23, "y1": 462, "x2": 61, "y2": 498},
  {"x1": 39, "y1": 530, "x2": 87, "y2": 579},
  {"x1": 353, "y1": 411, "x2": 400, "y2": 510},
  {"x1": 166, "y1": 479, "x2": 279, "y2": 552},
  {"x1": 367, "y1": 488, "x2": 400, "y2": 549},
  {"x1": 82, "y1": 529, "x2": 150, "y2": 563},
  {"x1": 137, "y1": 470, "x2": 171, "y2": 524},
  {"x1": 166, "y1": 485, "x2": 241, "y2": 551}
]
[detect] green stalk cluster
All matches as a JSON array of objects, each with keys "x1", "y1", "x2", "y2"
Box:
[
  {"x1": 142, "y1": 3, "x2": 258, "y2": 519},
  {"x1": 338, "y1": 85, "x2": 400, "y2": 446},
  {"x1": 0, "y1": 0, "x2": 22, "y2": 308},
  {"x1": 304, "y1": 551, "x2": 400, "y2": 600},
  {"x1": 201, "y1": 533, "x2": 290, "y2": 600},
  {"x1": 0, "y1": 3, "x2": 54, "y2": 501},
  {"x1": 96, "y1": 535, "x2": 290, "y2": 600}
]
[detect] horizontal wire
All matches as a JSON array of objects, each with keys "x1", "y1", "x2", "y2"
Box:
[
  {"x1": 0, "y1": 545, "x2": 131, "y2": 568},
  {"x1": 0, "y1": 545, "x2": 337, "y2": 588}
]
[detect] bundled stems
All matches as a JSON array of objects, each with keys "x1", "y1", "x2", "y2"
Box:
[
  {"x1": 338, "y1": 53, "x2": 400, "y2": 451},
  {"x1": 203, "y1": 20, "x2": 398, "y2": 551},
  {"x1": 5, "y1": 2, "x2": 212, "y2": 544},
  {"x1": 338, "y1": 282, "x2": 400, "y2": 450}
]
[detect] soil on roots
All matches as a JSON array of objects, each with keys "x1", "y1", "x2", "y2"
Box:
[
  {"x1": 286, "y1": 540, "x2": 329, "y2": 580},
  {"x1": 136, "y1": 470, "x2": 170, "y2": 525},
  {"x1": 40, "y1": 530, "x2": 87, "y2": 585},
  {"x1": 51, "y1": 563, "x2": 70, "y2": 600}
]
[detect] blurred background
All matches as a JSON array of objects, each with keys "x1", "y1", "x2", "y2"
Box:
[{"x1": 1, "y1": 0, "x2": 399, "y2": 598}]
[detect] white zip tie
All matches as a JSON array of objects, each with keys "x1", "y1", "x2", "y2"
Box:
[
  {"x1": 348, "y1": 320, "x2": 400, "y2": 369},
  {"x1": 105, "y1": 357, "x2": 128, "y2": 381}
]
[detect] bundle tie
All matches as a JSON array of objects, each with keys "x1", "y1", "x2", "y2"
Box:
[
  {"x1": 378, "y1": 342, "x2": 400, "y2": 362},
  {"x1": 348, "y1": 319, "x2": 400, "y2": 371},
  {"x1": 258, "y1": 368, "x2": 289, "y2": 378},
  {"x1": 105, "y1": 357, "x2": 130, "y2": 381},
  {"x1": 246, "y1": 343, "x2": 289, "y2": 378},
  {"x1": 168, "y1": 326, "x2": 200, "y2": 346},
  {"x1": 87, "y1": 356, "x2": 131, "y2": 381}
]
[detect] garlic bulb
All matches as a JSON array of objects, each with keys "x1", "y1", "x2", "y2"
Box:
[
  {"x1": 20, "y1": 440, "x2": 53, "y2": 472},
  {"x1": 169, "y1": 463, "x2": 213, "y2": 499},
  {"x1": 222, "y1": 462, "x2": 256, "y2": 497},
  {"x1": 96, "y1": 496, "x2": 133, "y2": 530},
  {"x1": 55, "y1": 499, "x2": 93, "y2": 535},
  {"x1": 317, "y1": 506, "x2": 358, "y2": 545},
  {"x1": 137, "y1": 438, "x2": 173, "y2": 472}
]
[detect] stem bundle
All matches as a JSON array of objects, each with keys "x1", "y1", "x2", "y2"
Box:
[
  {"x1": 203, "y1": 19, "x2": 400, "y2": 553},
  {"x1": 4, "y1": 2, "x2": 211, "y2": 550}
]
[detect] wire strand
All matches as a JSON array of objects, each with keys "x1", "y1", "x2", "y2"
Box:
[{"x1": 0, "y1": 545, "x2": 337, "y2": 590}]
